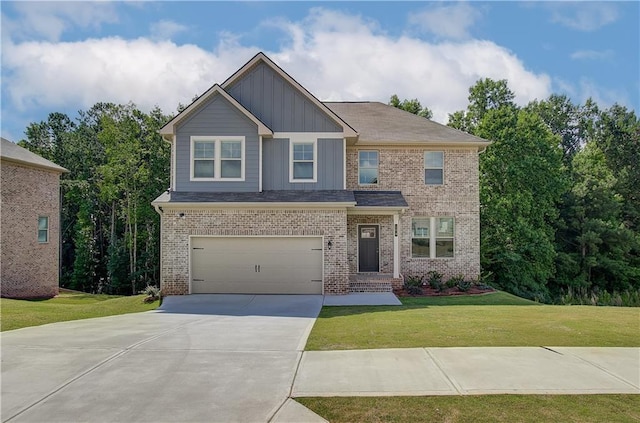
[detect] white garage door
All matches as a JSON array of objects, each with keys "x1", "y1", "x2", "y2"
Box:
[{"x1": 190, "y1": 237, "x2": 323, "y2": 294}]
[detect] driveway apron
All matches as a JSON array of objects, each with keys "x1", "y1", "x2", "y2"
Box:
[{"x1": 1, "y1": 294, "x2": 323, "y2": 423}]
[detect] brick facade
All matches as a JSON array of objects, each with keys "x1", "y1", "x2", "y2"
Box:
[
  {"x1": 1, "y1": 162, "x2": 61, "y2": 298},
  {"x1": 346, "y1": 147, "x2": 481, "y2": 281},
  {"x1": 160, "y1": 208, "x2": 349, "y2": 295}
]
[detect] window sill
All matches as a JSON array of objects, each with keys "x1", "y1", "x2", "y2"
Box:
[{"x1": 190, "y1": 178, "x2": 246, "y2": 182}]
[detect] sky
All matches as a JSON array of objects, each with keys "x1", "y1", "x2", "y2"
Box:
[{"x1": 1, "y1": 1, "x2": 638, "y2": 141}]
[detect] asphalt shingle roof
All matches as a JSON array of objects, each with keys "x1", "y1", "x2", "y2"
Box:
[
  {"x1": 353, "y1": 191, "x2": 408, "y2": 208},
  {"x1": 154, "y1": 190, "x2": 356, "y2": 204},
  {"x1": 1, "y1": 137, "x2": 68, "y2": 173},
  {"x1": 324, "y1": 102, "x2": 490, "y2": 145}
]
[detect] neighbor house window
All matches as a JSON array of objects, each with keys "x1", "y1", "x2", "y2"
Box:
[
  {"x1": 290, "y1": 141, "x2": 317, "y2": 182},
  {"x1": 191, "y1": 136, "x2": 245, "y2": 181},
  {"x1": 359, "y1": 151, "x2": 379, "y2": 185},
  {"x1": 424, "y1": 151, "x2": 444, "y2": 185},
  {"x1": 38, "y1": 216, "x2": 49, "y2": 243},
  {"x1": 412, "y1": 217, "x2": 454, "y2": 258}
]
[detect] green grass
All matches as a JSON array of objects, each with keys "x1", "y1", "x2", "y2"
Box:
[
  {"x1": 0, "y1": 290, "x2": 159, "y2": 331},
  {"x1": 296, "y1": 395, "x2": 640, "y2": 423},
  {"x1": 306, "y1": 291, "x2": 640, "y2": 350}
]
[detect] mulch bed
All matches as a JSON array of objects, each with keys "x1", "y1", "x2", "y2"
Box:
[{"x1": 393, "y1": 285, "x2": 495, "y2": 297}]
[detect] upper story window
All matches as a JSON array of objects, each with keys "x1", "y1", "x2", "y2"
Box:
[
  {"x1": 191, "y1": 136, "x2": 245, "y2": 181},
  {"x1": 38, "y1": 216, "x2": 49, "y2": 243},
  {"x1": 359, "y1": 151, "x2": 379, "y2": 185},
  {"x1": 424, "y1": 151, "x2": 444, "y2": 185},
  {"x1": 290, "y1": 141, "x2": 317, "y2": 182},
  {"x1": 411, "y1": 217, "x2": 454, "y2": 258}
]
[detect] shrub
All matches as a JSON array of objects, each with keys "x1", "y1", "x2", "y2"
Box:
[
  {"x1": 446, "y1": 274, "x2": 465, "y2": 289},
  {"x1": 404, "y1": 275, "x2": 424, "y2": 287},
  {"x1": 426, "y1": 271, "x2": 443, "y2": 291},
  {"x1": 403, "y1": 276, "x2": 423, "y2": 296},
  {"x1": 140, "y1": 285, "x2": 161, "y2": 303},
  {"x1": 457, "y1": 279, "x2": 472, "y2": 292}
]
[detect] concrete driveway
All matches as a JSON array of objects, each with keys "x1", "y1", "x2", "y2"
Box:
[{"x1": 1, "y1": 295, "x2": 323, "y2": 423}]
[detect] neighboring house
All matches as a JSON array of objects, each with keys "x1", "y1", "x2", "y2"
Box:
[
  {"x1": 1, "y1": 137, "x2": 68, "y2": 298},
  {"x1": 153, "y1": 52, "x2": 490, "y2": 296}
]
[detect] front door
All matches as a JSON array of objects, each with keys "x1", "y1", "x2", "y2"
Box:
[{"x1": 358, "y1": 225, "x2": 379, "y2": 272}]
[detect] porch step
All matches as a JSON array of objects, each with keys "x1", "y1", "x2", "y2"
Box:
[
  {"x1": 349, "y1": 280, "x2": 393, "y2": 293},
  {"x1": 348, "y1": 274, "x2": 397, "y2": 293}
]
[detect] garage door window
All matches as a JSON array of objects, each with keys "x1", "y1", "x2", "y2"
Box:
[{"x1": 191, "y1": 136, "x2": 245, "y2": 181}]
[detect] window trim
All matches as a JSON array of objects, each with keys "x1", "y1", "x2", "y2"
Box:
[
  {"x1": 38, "y1": 216, "x2": 49, "y2": 244},
  {"x1": 411, "y1": 217, "x2": 455, "y2": 259},
  {"x1": 289, "y1": 139, "x2": 318, "y2": 183},
  {"x1": 358, "y1": 150, "x2": 379, "y2": 186},
  {"x1": 424, "y1": 151, "x2": 444, "y2": 185},
  {"x1": 190, "y1": 136, "x2": 245, "y2": 182}
]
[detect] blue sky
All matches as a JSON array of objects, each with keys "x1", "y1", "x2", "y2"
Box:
[{"x1": 1, "y1": 1, "x2": 638, "y2": 141}]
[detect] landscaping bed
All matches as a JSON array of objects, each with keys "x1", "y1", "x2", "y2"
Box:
[{"x1": 394, "y1": 285, "x2": 494, "y2": 297}]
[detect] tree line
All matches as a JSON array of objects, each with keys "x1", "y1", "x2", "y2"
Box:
[
  {"x1": 19, "y1": 82, "x2": 639, "y2": 302},
  {"x1": 19, "y1": 103, "x2": 170, "y2": 295},
  {"x1": 394, "y1": 80, "x2": 639, "y2": 302}
]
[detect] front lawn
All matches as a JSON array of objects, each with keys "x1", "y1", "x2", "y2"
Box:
[
  {"x1": 1, "y1": 290, "x2": 159, "y2": 331},
  {"x1": 297, "y1": 395, "x2": 640, "y2": 423},
  {"x1": 306, "y1": 291, "x2": 640, "y2": 350}
]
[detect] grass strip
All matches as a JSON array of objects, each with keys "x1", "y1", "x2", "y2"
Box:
[
  {"x1": 1, "y1": 291, "x2": 159, "y2": 331},
  {"x1": 297, "y1": 395, "x2": 640, "y2": 423},
  {"x1": 306, "y1": 292, "x2": 640, "y2": 350}
]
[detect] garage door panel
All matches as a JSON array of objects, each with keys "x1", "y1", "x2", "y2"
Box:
[{"x1": 191, "y1": 237, "x2": 323, "y2": 294}]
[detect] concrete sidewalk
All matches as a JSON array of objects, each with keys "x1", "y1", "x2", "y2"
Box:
[{"x1": 292, "y1": 347, "x2": 640, "y2": 397}]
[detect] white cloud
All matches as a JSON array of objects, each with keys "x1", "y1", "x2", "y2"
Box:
[
  {"x1": 547, "y1": 3, "x2": 618, "y2": 31},
  {"x1": 570, "y1": 49, "x2": 614, "y2": 60},
  {"x1": 408, "y1": 3, "x2": 482, "y2": 40},
  {"x1": 2, "y1": 8, "x2": 551, "y2": 124},
  {"x1": 577, "y1": 78, "x2": 629, "y2": 108},
  {"x1": 150, "y1": 20, "x2": 188, "y2": 41},
  {"x1": 9, "y1": 1, "x2": 119, "y2": 41}
]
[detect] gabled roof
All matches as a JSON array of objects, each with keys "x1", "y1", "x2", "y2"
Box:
[
  {"x1": 222, "y1": 52, "x2": 358, "y2": 138},
  {"x1": 325, "y1": 102, "x2": 491, "y2": 148},
  {"x1": 0, "y1": 137, "x2": 68, "y2": 173},
  {"x1": 159, "y1": 84, "x2": 273, "y2": 139}
]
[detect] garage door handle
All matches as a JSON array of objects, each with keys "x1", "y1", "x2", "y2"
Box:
[
  {"x1": 193, "y1": 247, "x2": 204, "y2": 250},
  {"x1": 255, "y1": 265, "x2": 257, "y2": 272},
  {"x1": 258, "y1": 265, "x2": 261, "y2": 272},
  {"x1": 193, "y1": 279, "x2": 204, "y2": 282}
]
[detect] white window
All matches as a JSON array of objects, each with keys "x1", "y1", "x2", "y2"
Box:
[
  {"x1": 190, "y1": 136, "x2": 245, "y2": 181},
  {"x1": 290, "y1": 140, "x2": 317, "y2": 182},
  {"x1": 412, "y1": 217, "x2": 454, "y2": 258},
  {"x1": 425, "y1": 151, "x2": 444, "y2": 185},
  {"x1": 359, "y1": 151, "x2": 379, "y2": 185},
  {"x1": 38, "y1": 216, "x2": 49, "y2": 243}
]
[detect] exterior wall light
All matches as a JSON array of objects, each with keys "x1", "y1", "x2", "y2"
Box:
[{"x1": 327, "y1": 240, "x2": 333, "y2": 250}]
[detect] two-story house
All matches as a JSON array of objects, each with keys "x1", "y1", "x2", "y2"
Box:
[{"x1": 152, "y1": 52, "x2": 490, "y2": 296}]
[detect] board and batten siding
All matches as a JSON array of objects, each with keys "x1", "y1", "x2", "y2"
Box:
[
  {"x1": 226, "y1": 62, "x2": 342, "y2": 133},
  {"x1": 262, "y1": 138, "x2": 344, "y2": 190},
  {"x1": 174, "y1": 95, "x2": 259, "y2": 192}
]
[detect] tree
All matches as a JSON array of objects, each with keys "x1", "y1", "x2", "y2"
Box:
[
  {"x1": 389, "y1": 94, "x2": 433, "y2": 119},
  {"x1": 477, "y1": 107, "x2": 566, "y2": 299},
  {"x1": 447, "y1": 78, "x2": 516, "y2": 133},
  {"x1": 20, "y1": 102, "x2": 171, "y2": 295}
]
